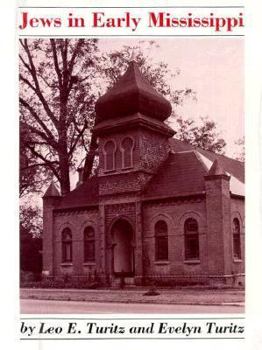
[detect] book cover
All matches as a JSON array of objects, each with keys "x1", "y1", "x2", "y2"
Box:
[{"x1": 2, "y1": 0, "x2": 262, "y2": 349}]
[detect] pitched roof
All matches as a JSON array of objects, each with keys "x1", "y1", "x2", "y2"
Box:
[
  {"x1": 56, "y1": 176, "x2": 98, "y2": 209},
  {"x1": 55, "y1": 138, "x2": 244, "y2": 209},
  {"x1": 95, "y1": 61, "x2": 172, "y2": 122},
  {"x1": 143, "y1": 151, "x2": 207, "y2": 199},
  {"x1": 43, "y1": 181, "x2": 60, "y2": 198},
  {"x1": 169, "y1": 138, "x2": 244, "y2": 183},
  {"x1": 143, "y1": 139, "x2": 244, "y2": 199}
]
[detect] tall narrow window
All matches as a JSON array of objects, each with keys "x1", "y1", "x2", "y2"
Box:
[
  {"x1": 84, "y1": 227, "x2": 95, "y2": 262},
  {"x1": 184, "y1": 218, "x2": 199, "y2": 260},
  {"x1": 62, "y1": 228, "x2": 72, "y2": 263},
  {"x1": 155, "y1": 220, "x2": 168, "y2": 261},
  {"x1": 121, "y1": 137, "x2": 134, "y2": 169},
  {"x1": 104, "y1": 140, "x2": 115, "y2": 171},
  {"x1": 232, "y1": 218, "x2": 241, "y2": 259}
]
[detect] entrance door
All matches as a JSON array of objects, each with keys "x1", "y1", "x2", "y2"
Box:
[{"x1": 111, "y1": 219, "x2": 134, "y2": 276}]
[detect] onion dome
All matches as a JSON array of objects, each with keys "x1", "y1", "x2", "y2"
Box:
[{"x1": 95, "y1": 61, "x2": 172, "y2": 122}]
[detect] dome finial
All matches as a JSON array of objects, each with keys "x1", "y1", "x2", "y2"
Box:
[{"x1": 129, "y1": 47, "x2": 136, "y2": 62}]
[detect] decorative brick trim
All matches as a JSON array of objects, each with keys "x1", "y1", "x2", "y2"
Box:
[{"x1": 54, "y1": 206, "x2": 98, "y2": 216}]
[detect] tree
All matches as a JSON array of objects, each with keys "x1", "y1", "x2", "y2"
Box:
[
  {"x1": 20, "y1": 227, "x2": 42, "y2": 275},
  {"x1": 19, "y1": 39, "x2": 99, "y2": 195},
  {"x1": 20, "y1": 205, "x2": 43, "y2": 238},
  {"x1": 175, "y1": 116, "x2": 226, "y2": 154},
  {"x1": 20, "y1": 203, "x2": 43, "y2": 277},
  {"x1": 20, "y1": 121, "x2": 53, "y2": 197},
  {"x1": 234, "y1": 137, "x2": 245, "y2": 161}
]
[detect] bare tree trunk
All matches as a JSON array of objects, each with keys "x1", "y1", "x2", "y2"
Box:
[
  {"x1": 83, "y1": 134, "x2": 98, "y2": 181},
  {"x1": 58, "y1": 151, "x2": 70, "y2": 195},
  {"x1": 58, "y1": 103, "x2": 70, "y2": 195}
]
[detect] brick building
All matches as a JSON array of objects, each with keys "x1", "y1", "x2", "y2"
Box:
[{"x1": 42, "y1": 61, "x2": 245, "y2": 286}]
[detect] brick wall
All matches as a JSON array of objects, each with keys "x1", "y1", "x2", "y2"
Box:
[
  {"x1": 230, "y1": 196, "x2": 245, "y2": 277},
  {"x1": 98, "y1": 128, "x2": 170, "y2": 176},
  {"x1": 205, "y1": 176, "x2": 231, "y2": 278},
  {"x1": 52, "y1": 209, "x2": 99, "y2": 277},
  {"x1": 42, "y1": 197, "x2": 60, "y2": 276},
  {"x1": 97, "y1": 127, "x2": 170, "y2": 197},
  {"x1": 142, "y1": 198, "x2": 208, "y2": 281},
  {"x1": 46, "y1": 193, "x2": 244, "y2": 285}
]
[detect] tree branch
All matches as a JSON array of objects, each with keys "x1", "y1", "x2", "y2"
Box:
[
  {"x1": 50, "y1": 39, "x2": 63, "y2": 90},
  {"x1": 68, "y1": 39, "x2": 84, "y2": 76},
  {"x1": 21, "y1": 161, "x2": 58, "y2": 171},
  {"x1": 21, "y1": 39, "x2": 59, "y2": 129},
  {"x1": 68, "y1": 121, "x2": 87, "y2": 156},
  {"x1": 19, "y1": 54, "x2": 32, "y2": 74},
  {"x1": 27, "y1": 145, "x2": 60, "y2": 180},
  {"x1": 19, "y1": 73, "x2": 37, "y2": 93},
  {"x1": 20, "y1": 97, "x2": 58, "y2": 149}
]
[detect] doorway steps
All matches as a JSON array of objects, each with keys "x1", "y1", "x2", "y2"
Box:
[
  {"x1": 125, "y1": 277, "x2": 135, "y2": 286},
  {"x1": 111, "y1": 276, "x2": 135, "y2": 289}
]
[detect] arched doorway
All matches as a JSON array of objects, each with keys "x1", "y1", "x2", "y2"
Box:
[{"x1": 111, "y1": 219, "x2": 134, "y2": 276}]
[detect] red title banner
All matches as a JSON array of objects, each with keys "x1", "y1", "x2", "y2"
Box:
[{"x1": 17, "y1": 7, "x2": 245, "y2": 36}]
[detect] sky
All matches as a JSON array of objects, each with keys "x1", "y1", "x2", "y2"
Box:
[{"x1": 99, "y1": 38, "x2": 244, "y2": 157}]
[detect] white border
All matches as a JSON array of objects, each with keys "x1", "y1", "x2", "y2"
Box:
[{"x1": 1, "y1": 0, "x2": 262, "y2": 349}]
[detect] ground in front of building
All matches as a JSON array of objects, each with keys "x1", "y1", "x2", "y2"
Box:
[{"x1": 20, "y1": 287, "x2": 244, "y2": 314}]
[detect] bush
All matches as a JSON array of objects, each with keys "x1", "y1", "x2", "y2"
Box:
[
  {"x1": 20, "y1": 270, "x2": 35, "y2": 283},
  {"x1": 143, "y1": 275, "x2": 207, "y2": 288},
  {"x1": 20, "y1": 274, "x2": 104, "y2": 289}
]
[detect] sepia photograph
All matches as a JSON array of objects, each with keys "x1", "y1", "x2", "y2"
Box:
[{"x1": 19, "y1": 38, "x2": 244, "y2": 314}]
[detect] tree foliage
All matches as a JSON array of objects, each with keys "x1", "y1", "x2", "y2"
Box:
[
  {"x1": 20, "y1": 230, "x2": 42, "y2": 275},
  {"x1": 20, "y1": 121, "x2": 53, "y2": 197},
  {"x1": 20, "y1": 205, "x2": 43, "y2": 238},
  {"x1": 175, "y1": 116, "x2": 226, "y2": 154},
  {"x1": 234, "y1": 137, "x2": 245, "y2": 161},
  {"x1": 20, "y1": 203, "x2": 43, "y2": 275}
]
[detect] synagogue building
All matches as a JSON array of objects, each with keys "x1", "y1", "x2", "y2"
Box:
[{"x1": 42, "y1": 61, "x2": 245, "y2": 286}]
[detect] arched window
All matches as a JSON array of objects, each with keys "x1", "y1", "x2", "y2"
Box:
[
  {"x1": 121, "y1": 137, "x2": 134, "y2": 169},
  {"x1": 155, "y1": 220, "x2": 168, "y2": 261},
  {"x1": 104, "y1": 140, "x2": 116, "y2": 171},
  {"x1": 184, "y1": 218, "x2": 199, "y2": 260},
  {"x1": 84, "y1": 227, "x2": 95, "y2": 262},
  {"x1": 232, "y1": 218, "x2": 241, "y2": 259},
  {"x1": 62, "y1": 228, "x2": 72, "y2": 263}
]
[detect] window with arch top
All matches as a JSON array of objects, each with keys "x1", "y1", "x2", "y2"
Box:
[
  {"x1": 121, "y1": 137, "x2": 134, "y2": 169},
  {"x1": 62, "y1": 228, "x2": 72, "y2": 263},
  {"x1": 232, "y1": 218, "x2": 241, "y2": 260},
  {"x1": 104, "y1": 140, "x2": 116, "y2": 171},
  {"x1": 84, "y1": 227, "x2": 95, "y2": 262},
  {"x1": 155, "y1": 220, "x2": 168, "y2": 261},
  {"x1": 184, "y1": 218, "x2": 199, "y2": 260}
]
